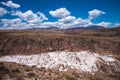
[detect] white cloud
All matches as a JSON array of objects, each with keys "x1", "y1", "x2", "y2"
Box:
[
  {"x1": 60, "y1": 17, "x2": 92, "y2": 28},
  {"x1": 49, "y1": 8, "x2": 70, "y2": 18},
  {"x1": 37, "y1": 12, "x2": 48, "y2": 21},
  {"x1": 0, "y1": 18, "x2": 39, "y2": 30},
  {"x1": 58, "y1": 17, "x2": 92, "y2": 29},
  {"x1": 0, "y1": 10, "x2": 48, "y2": 29},
  {"x1": 72, "y1": 18, "x2": 92, "y2": 26},
  {"x1": 0, "y1": 7, "x2": 112, "y2": 29},
  {"x1": 97, "y1": 22, "x2": 111, "y2": 27},
  {"x1": 1, "y1": 1, "x2": 20, "y2": 9},
  {"x1": 1, "y1": 18, "x2": 22, "y2": 24},
  {"x1": 0, "y1": 18, "x2": 24, "y2": 29},
  {"x1": 41, "y1": 21, "x2": 63, "y2": 28},
  {"x1": 88, "y1": 9, "x2": 105, "y2": 20},
  {"x1": 12, "y1": 10, "x2": 48, "y2": 24},
  {"x1": 0, "y1": 7, "x2": 7, "y2": 17},
  {"x1": 115, "y1": 23, "x2": 120, "y2": 27},
  {"x1": 58, "y1": 16, "x2": 76, "y2": 23},
  {"x1": 37, "y1": 16, "x2": 93, "y2": 29},
  {"x1": 41, "y1": 15, "x2": 92, "y2": 29}
]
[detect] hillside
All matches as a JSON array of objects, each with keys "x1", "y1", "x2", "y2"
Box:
[
  {"x1": 0, "y1": 27, "x2": 120, "y2": 57},
  {"x1": 0, "y1": 62, "x2": 120, "y2": 80},
  {"x1": 0, "y1": 27, "x2": 120, "y2": 80}
]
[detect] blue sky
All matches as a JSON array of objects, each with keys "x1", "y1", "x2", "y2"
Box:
[{"x1": 0, "y1": 0, "x2": 120, "y2": 29}]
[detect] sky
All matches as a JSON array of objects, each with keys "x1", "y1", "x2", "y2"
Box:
[{"x1": 0, "y1": 0, "x2": 120, "y2": 29}]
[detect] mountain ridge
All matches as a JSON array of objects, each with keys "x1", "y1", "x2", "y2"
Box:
[{"x1": 25, "y1": 25, "x2": 105, "y2": 31}]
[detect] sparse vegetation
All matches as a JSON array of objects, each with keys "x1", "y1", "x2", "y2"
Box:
[
  {"x1": 65, "y1": 75, "x2": 75, "y2": 80},
  {"x1": 0, "y1": 62, "x2": 119, "y2": 80},
  {"x1": 0, "y1": 27, "x2": 120, "y2": 57},
  {"x1": 0, "y1": 27, "x2": 120, "y2": 80},
  {"x1": 27, "y1": 72, "x2": 35, "y2": 78}
]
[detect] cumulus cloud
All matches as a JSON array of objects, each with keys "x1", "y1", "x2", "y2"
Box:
[
  {"x1": 0, "y1": 7, "x2": 7, "y2": 17},
  {"x1": 115, "y1": 23, "x2": 120, "y2": 27},
  {"x1": 1, "y1": 1, "x2": 20, "y2": 9},
  {"x1": 0, "y1": 7, "x2": 112, "y2": 29},
  {"x1": 42, "y1": 17, "x2": 92, "y2": 29},
  {"x1": 58, "y1": 18, "x2": 92, "y2": 29},
  {"x1": 12, "y1": 10, "x2": 40, "y2": 23},
  {"x1": 0, "y1": 9, "x2": 48, "y2": 29},
  {"x1": 49, "y1": 8, "x2": 70, "y2": 18},
  {"x1": 41, "y1": 22, "x2": 63, "y2": 28},
  {"x1": 0, "y1": 18, "x2": 24, "y2": 29},
  {"x1": 58, "y1": 16, "x2": 76, "y2": 23},
  {"x1": 12, "y1": 10, "x2": 48, "y2": 23},
  {"x1": 0, "y1": 18, "x2": 40, "y2": 30},
  {"x1": 72, "y1": 18, "x2": 92, "y2": 26},
  {"x1": 97, "y1": 22, "x2": 111, "y2": 27},
  {"x1": 37, "y1": 12, "x2": 48, "y2": 21},
  {"x1": 88, "y1": 9, "x2": 105, "y2": 20},
  {"x1": 47, "y1": 8, "x2": 106, "y2": 29}
]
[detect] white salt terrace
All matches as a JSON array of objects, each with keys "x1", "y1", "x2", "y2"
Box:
[{"x1": 0, "y1": 51, "x2": 119, "y2": 74}]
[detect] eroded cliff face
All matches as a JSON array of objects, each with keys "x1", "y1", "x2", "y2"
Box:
[{"x1": 0, "y1": 30, "x2": 120, "y2": 56}]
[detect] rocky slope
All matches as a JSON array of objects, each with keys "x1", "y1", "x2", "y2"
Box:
[
  {"x1": 0, "y1": 27, "x2": 120, "y2": 79},
  {"x1": 1, "y1": 62, "x2": 120, "y2": 80},
  {"x1": 0, "y1": 27, "x2": 120, "y2": 56}
]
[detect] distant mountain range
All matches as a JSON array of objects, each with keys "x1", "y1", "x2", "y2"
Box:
[
  {"x1": 26, "y1": 25, "x2": 105, "y2": 30},
  {"x1": 27, "y1": 26, "x2": 60, "y2": 30},
  {"x1": 66, "y1": 25, "x2": 105, "y2": 31}
]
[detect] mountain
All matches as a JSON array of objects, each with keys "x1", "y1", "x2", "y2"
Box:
[
  {"x1": 65, "y1": 27, "x2": 87, "y2": 31},
  {"x1": 27, "y1": 26, "x2": 60, "y2": 30},
  {"x1": 26, "y1": 25, "x2": 105, "y2": 31},
  {"x1": 66, "y1": 25, "x2": 105, "y2": 31},
  {"x1": 87, "y1": 25, "x2": 105, "y2": 29}
]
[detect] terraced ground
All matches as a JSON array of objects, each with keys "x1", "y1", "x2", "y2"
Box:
[
  {"x1": 0, "y1": 27, "x2": 120, "y2": 56},
  {"x1": 0, "y1": 27, "x2": 120, "y2": 80}
]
